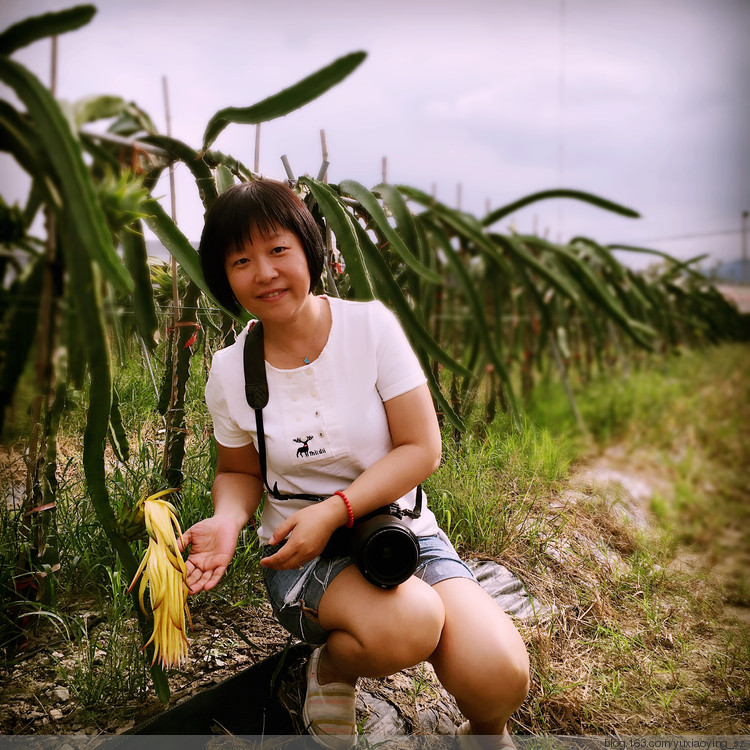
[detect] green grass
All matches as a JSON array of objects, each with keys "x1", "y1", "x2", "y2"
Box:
[
  {"x1": 427, "y1": 414, "x2": 575, "y2": 559},
  {"x1": 54, "y1": 566, "x2": 151, "y2": 714}
]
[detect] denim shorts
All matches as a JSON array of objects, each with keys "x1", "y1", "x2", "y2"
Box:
[{"x1": 260, "y1": 530, "x2": 477, "y2": 645}]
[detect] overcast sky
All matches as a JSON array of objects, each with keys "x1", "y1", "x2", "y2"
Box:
[{"x1": 2, "y1": 0, "x2": 748, "y2": 271}]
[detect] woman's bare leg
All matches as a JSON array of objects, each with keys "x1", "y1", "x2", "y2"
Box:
[
  {"x1": 429, "y1": 577, "x2": 530, "y2": 737},
  {"x1": 316, "y1": 565, "x2": 446, "y2": 683}
]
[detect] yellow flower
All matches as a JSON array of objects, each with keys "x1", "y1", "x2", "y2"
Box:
[{"x1": 128, "y1": 489, "x2": 191, "y2": 669}]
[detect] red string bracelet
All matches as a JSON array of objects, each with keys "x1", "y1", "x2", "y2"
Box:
[{"x1": 334, "y1": 490, "x2": 354, "y2": 528}]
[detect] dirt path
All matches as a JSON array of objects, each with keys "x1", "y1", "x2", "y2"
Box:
[{"x1": 572, "y1": 443, "x2": 750, "y2": 625}]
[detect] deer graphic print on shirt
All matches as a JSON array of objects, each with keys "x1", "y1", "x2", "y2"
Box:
[
  {"x1": 293, "y1": 435, "x2": 327, "y2": 459},
  {"x1": 294, "y1": 435, "x2": 314, "y2": 457}
]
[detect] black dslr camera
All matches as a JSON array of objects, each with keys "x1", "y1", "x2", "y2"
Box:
[{"x1": 324, "y1": 499, "x2": 421, "y2": 589}]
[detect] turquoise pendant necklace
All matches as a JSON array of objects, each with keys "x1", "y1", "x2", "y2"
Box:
[{"x1": 273, "y1": 300, "x2": 324, "y2": 366}]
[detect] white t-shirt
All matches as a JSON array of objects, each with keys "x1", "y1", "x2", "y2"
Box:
[{"x1": 205, "y1": 296, "x2": 441, "y2": 544}]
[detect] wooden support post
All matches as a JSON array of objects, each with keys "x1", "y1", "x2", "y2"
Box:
[
  {"x1": 254, "y1": 123, "x2": 261, "y2": 175},
  {"x1": 320, "y1": 130, "x2": 339, "y2": 297}
]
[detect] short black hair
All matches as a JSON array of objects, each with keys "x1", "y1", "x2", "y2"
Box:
[{"x1": 199, "y1": 179, "x2": 325, "y2": 315}]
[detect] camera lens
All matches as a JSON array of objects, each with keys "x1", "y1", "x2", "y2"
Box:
[{"x1": 357, "y1": 524, "x2": 419, "y2": 588}]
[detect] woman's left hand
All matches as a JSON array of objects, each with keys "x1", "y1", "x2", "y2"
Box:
[{"x1": 260, "y1": 498, "x2": 348, "y2": 570}]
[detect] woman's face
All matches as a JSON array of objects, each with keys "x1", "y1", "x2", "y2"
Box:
[{"x1": 224, "y1": 225, "x2": 313, "y2": 325}]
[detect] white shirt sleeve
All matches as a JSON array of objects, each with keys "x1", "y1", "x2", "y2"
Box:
[
  {"x1": 371, "y1": 303, "x2": 428, "y2": 402},
  {"x1": 205, "y1": 352, "x2": 254, "y2": 448}
]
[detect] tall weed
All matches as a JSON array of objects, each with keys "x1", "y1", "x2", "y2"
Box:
[
  {"x1": 427, "y1": 414, "x2": 575, "y2": 556},
  {"x1": 55, "y1": 566, "x2": 149, "y2": 711}
]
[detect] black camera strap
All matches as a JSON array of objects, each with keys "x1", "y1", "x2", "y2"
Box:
[
  {"x1": 242, "y1": 320, "x2": 422, "y2": 518},
  {"x1": 243, "y1": 321, "x2": 325, "y2": 503}
]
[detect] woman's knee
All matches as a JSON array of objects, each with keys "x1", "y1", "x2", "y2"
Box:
[
  {"x1": 320, "y1": 569, "x2": 445, "y2": 672},
  {"x1": 387, "y1": 578, "x2": 445, "y2": 660},
  {"x1": 476, "y1": 640, "x2": 530, "y2": 711},
  {"x1": 499, "y1": 647, "x2": 531, "y2": 708},
  {"x1": 441, "y1": 639, "x2": 529, "y2": 720},
  {"x1": 360, "y1": 578, "x2": 445, "y2": 665}
]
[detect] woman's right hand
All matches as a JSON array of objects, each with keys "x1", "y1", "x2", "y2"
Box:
[
  {"x1": 180, "y1": 516, "x2": 242, "y2": 594},
  {"x1": 260, "y1": 496, "x2": 349, "y2": 570}
]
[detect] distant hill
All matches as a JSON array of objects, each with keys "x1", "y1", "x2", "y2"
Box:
[{"x1": 708, "y1": 257, "x2": 750, "y2": 283}]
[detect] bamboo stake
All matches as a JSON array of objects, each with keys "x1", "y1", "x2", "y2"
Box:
[
  {"x1": 162, "y1": 80, "x2": 178, "y2": 224},
  {"x1": 162, "y1": 76, "x2": 179, "y2": 326},
  {"x1": 27, "y1": 34, "x2": 60, "y2": 451},
  {"x1": 281, "y1": 154, "x2": 295, "y2": 182},
  {"x1": 161, "y1": 75, "x2": 180, "y2": 477},
  {"x1": 20, "y1": 33, "x2": 62, "y2": 605},
  {"x1": 316, "y1": 161, "x2": 330, "y2": 181},
  {"x1": 557, "y1": 0, "x2": 567, "y2": 243},
  {"x1": 50, "y1": 35, "x2": 57, "y2": 93},
  {"x1": 28, "y1": 34, "x2": 61, "y2": 475},
  {"x1": 742, "y1": 210, "x2": 748, "y2": 283},
  {"x1": 320, "y1": 130, "x2": 339, "y2": 297},
  {"x1": 254, "y1": 124, "x2": 261, "y2": 174},
  {"x1": 320, "y1": 129, "x2": 329, "y2": 182}
]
